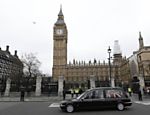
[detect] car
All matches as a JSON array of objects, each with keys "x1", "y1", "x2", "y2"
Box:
[{"x1": 60, "y1": 87, "x2": 132, "y2": 113}]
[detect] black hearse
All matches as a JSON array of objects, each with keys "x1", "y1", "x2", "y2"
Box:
[{"x1": 60, "y1": 87, "x2": 132, "y2": 113}]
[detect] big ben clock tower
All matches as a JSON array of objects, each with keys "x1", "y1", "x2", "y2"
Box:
[{"x1": 52, "y1": 7, "x2": 68, "y2": 81}]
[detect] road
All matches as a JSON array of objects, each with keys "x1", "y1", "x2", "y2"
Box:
[{"x1": 0, "y1": 101, "x2": 150, "y2": 115}]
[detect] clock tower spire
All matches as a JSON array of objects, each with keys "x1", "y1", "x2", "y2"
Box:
[{"x1": 55, "y1": 5, "x2": 65, "y2": 25}]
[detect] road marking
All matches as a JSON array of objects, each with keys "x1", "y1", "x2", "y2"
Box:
[
  {"x1": 134, "y1": 101, "x2": 150, "y2": 105},
  {"x1": 49, "y1": 103, "x2": 60, "y2": 107}
]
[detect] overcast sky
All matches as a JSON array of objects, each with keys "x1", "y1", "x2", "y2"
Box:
[{"x1": 0, "y1": 0, "x2": 150, "y2": 75}]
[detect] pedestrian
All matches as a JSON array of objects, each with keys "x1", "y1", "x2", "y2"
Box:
[
  {"x1": 20, "y1": 89, "x2": 25, "y2": 101},
  {"x1": 128, "y1": 87, "x2": 132, "y2": 97},
  {"x1": 147, "y1": 88, "x2": 150, "y2": 95},
  {"x1": 79, "y1": 87, "x2": 83, "y2": 94},
  {"x1": 70, "y1": 88, "x2": 74, "y2": 98},
  {"x1": 138, "y1": 89, "x2": 142, "y2": 101},
  {"x1": 74, "y1": 88, "x2": 79, "y2": 97},
  {"x1": 63, "y1": 89, "x2": 66, "y2": 100},
  {"x1": 1, "y1": 86, "x2": 5, "y2": 96}
]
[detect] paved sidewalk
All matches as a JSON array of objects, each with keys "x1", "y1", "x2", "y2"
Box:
[
  {"x1": 0, "y1": 93, "x2": 150, "y2": 102},
  {"x1": 131, "y1": 93, "x2": 150, "y2": 102},
  {"x1": 0, "y1": 94, "x2": 72, "y2": 102}
]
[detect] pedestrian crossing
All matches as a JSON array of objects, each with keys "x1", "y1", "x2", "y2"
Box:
[
  {"x1": 48, "y1": 101, "x2": 150, "y2": 108},
  {"x1": 134, "y1": 101, "x2": 150, "y2": 105},
  {"x1": 49, "y1": 103, "x2": 60, "y2": 107}
]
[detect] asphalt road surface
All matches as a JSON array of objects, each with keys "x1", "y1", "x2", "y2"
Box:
[{"x1": 0, "y1": 101, "x2": 150, "y2": 115}]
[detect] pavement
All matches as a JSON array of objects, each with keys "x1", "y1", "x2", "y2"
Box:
[
  {"x1": 0, "y1": 93, "x2": 150, "y2": 102},
  {"x1": 131, "y1": 93, "x2": 150, "y2": 102},
  {"x1": 0, "y1": 94, "x2": 72, "y2": 102}
]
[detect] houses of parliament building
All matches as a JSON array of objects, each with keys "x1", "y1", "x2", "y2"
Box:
[{"x1": 52, "y1": 8, "x2": 150, "y2": 90}]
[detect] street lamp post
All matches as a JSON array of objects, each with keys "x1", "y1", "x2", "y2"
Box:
[{"x1": 108, "y1": 46, "x2": 111, "y2": 87}]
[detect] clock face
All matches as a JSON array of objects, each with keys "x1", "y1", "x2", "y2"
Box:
[{"x1": 56, "y1": 29, "x2": 63, "y2": 35}]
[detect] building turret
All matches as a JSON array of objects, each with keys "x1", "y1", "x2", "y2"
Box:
[
  {"x1": 14, "y1": 50, "x2": 18, "y2": 58},
  {"x1": 6, "y1": 45, "x2": 10, "y2": 54},
  {"x1": 139, "y1": 32, "x2": 144, "y2": 49}
]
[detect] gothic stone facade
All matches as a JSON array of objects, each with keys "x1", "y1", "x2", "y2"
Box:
[
  {"x1": 137, "y1": 33, "x2": 150, "y2": 87},
  {"x1": 120, "y1": 32, "x2": 150, "y2": 90},
  {"x1": 0, "y1": 46, "x2": 23, "y2": 92}
]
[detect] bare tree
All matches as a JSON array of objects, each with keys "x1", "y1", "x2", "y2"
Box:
[
  {"x1": 21, "y1": 53, "x2": 42, "y2": 94},
  {"x1": 21, "y1": 53, "x2": 42, "y2": 78}
]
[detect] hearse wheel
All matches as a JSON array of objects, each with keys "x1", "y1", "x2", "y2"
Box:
[
  {"x1": 66, "y1": 104, "x2": 74, "y2": 113},
  {"x1": 117, "y1": 103, "x2": 124, "y2": 111}
]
